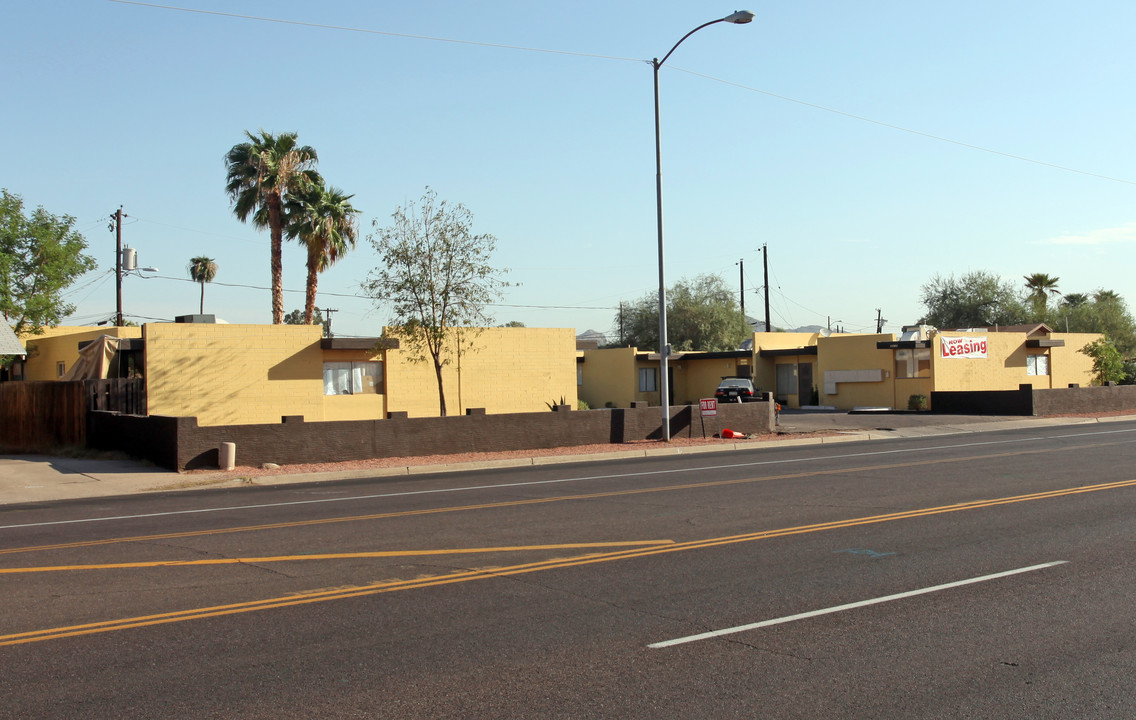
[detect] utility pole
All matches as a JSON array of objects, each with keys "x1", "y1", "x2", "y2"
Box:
[
  {"x1": 736, "y1": 259, "x2": 745, "y2": 317},
  {"x1": 321, "y1": 307, "x2": 338, "y2": 338},
  {"x1": 760, "y1": 243, "x2": 770, "y2": 332},
  {"x1": 109, "y1": 206, "x2": 124, "y2": 327},
  {"x1": 622, "y1": 299, "x2": 631, "y2": 345},
  {"x1": 876, "y1": 308, "x2": 886, "y2": 334}
]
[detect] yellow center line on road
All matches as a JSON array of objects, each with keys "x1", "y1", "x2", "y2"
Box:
[
  {"x1": 3, "y1": 477, "x2": 1135, "y2": 647},
  {"x1": 3, "y1": 441, "x2": 1123, "y2": 556},
  {"x1": 0, "y1": 540, "x2": 676, "y2": 574}
]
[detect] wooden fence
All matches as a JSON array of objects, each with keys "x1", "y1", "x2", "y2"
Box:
[
  {"x1": 0, "y1": 379, "x2": 146, "y2": 453},
  {"x1": 86, "y1": 378, "x2": 146, "y2": 415}
]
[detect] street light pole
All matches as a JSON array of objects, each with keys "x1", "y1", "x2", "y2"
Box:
[{"x1": 652, "y1": 10, "x2": 753, "y2": 441}]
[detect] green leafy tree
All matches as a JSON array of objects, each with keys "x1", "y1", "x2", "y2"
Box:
[
  {"x1": 500, "y1": 320, "x2": 526, "y2": 328},
  {"x1": 1079, "y1": 337, "x2": 1126, "y2": 385},
  {"x1": 918, "y1": 271, "x2": 1027, "y2": 329},
  {"x1": 0, "y1": 189, "x2": 97, "y2": 335},
  {"x1": 1042, "y1": 288, "x2": 1136, "y2": 355},
  {"x1": 224, "y1": 130, "x2": 320, "y2": 324},
  {"x1": 286, "y1": 180, "x2": 359, "y2": 324},
  {"x1": 362, "y1": 188, "x2": 509, "y2": 416},
  {"x1": 186, "y1": 256, "x2": 218, "y2": 314},
  {"x1": 614, "y1": 274, "x2": 751, "y2": 351},
  {"x1": 283, "y1": 307, "x2": 328, "y2": 335}
]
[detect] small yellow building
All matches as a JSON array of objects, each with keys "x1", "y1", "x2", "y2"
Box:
[
  {"x1": 579, "y1": 325, "x2": 1101, "y2": 412},
  {"x1": 15, "y1": 321, "x2": 577, "y2": 425},
  {"x1": 756, "y1": 324, "x2": 1099, "y2": 410}
]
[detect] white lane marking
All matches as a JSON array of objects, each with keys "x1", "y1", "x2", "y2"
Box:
[
  {"x1": 648, "y1": 561, "x2": 1069, "y2": 649},
  {"x1": 2, "y1": 425, "x2": 1134, "y2": 531}
]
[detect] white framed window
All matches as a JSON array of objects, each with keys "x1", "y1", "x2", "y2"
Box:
[
  {"x1": 1026, "y1": 354, "x2": 1050, "y2": 376},
  {"x1": 57, "y1": 361, "x2": 66, "y2": 378},
  {"x1": 323, "y1": 361, "x2": 383, "y2": 395},
  {"x1": 895, "y1": 348, "x2": 932, "y2": 379},
  {"x1": 638, "y1": 367, "x2": 657, "y2": 393}
]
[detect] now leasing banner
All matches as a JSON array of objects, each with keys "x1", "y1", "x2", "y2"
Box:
[{"x1": 941, "y1": 336, "x2": 988, "y2": 359}]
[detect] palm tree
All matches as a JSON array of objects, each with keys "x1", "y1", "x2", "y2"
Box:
[
  {"x1": 224, "y1": 130, "x2": 320, "y2": 324},
  {"x1": 1093, "y1": 289, "x2": 1122, "y2": 304},
  {"x1": 286, "y1": 181, "x2": 360, "y2": 324},
  {"x1": 1023, "y1": 272, "x2": 1060, "y2": 314},
  {"x1": 1062, "y1": 292, "x2": 1089, "y2": 308},
  {"x1": 186, "y1": 256, "x2": 218, "y2": 314}
]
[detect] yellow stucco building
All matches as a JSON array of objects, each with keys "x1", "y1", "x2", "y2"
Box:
[
  {"x1": 756, "y1": 325, "x2": 1099, "y2": 410},
  {"x1": 15, "y1": 322, "x2": 577, "y2": 425},
  {"x1": 578, "y1": 347, "x2": 754, "y2": 409},
  {"x1": 578, "y1": 325, "x2": 1100, "y2": 412}
]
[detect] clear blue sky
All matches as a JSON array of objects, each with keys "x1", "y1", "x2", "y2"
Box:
[{"x1": 6, "y1": 1, "x2": 1135, "y2": 337}]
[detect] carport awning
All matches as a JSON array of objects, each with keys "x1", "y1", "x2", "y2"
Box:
[
  {"x1": 877, "y1": 340, "x2": 931, "y2": 349},
  {"x1": 758, "y1": 346, "x2": 817, "y2": 358}
]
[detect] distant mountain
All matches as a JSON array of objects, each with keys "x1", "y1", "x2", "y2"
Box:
[{"x1": 745, "y1": 317, "x2": 827, "y2": 334}]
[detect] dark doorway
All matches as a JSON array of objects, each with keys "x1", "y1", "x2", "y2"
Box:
[{"x1": 797, "y1": 362, "x2": 813, "y2": 404}]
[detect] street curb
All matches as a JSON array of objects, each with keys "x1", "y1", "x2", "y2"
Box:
[
  {"x1": 148, "y1": 415, "x2": 1136, "y2": 490},
  {"x1": 5, "y1": 414, "x2": 1136, "y2": 503}
]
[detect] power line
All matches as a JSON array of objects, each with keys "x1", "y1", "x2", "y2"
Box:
[
  {"x1": 107, "y1": 0, "x2": 642, "y2": 63},
  {"x1": 111, "y1": 2, "x2": 1136, "y2": 187},
  {"x1": 674, "y1": 66, "x2": 1136, "y2": 187}
]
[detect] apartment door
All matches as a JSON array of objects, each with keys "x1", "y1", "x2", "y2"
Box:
[{"x1": 797, "y1": 362, "x2": 813, "y2": 403}]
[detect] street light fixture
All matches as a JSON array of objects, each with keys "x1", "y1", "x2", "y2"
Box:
[{"x1": 652, "y1": 10, "x2": 753, "y2": 441}]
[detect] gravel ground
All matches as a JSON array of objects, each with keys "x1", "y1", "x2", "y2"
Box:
[
  {"x1": 185, "y1": 431, "x2": 823, "y2": 480},
  {"x1": 183, "y1": 409, "x2": 1136, "y2": 481}
]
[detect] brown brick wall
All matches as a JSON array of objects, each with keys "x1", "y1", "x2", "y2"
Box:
[
  {"x1": 88, "y1": 400, "x2": 776, "y2": 471},
  {"x1": 1032, "y1": 384, "x2": 1136, "y2": 415}
]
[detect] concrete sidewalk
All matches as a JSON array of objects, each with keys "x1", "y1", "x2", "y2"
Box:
[{"x1": 2, "y1": 413, "x2": 1132, "y2": 507}]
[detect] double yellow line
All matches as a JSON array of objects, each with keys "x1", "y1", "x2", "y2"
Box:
[
  {"x1": 0, "y1": 442, "x2": 1105, "y2": 558},
  {"x1": 4, "y1": 477, "x2": 1135, "y2": 647}
]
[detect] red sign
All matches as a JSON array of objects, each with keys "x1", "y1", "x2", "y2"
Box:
[
  {"x1": 699, "y1": 398, "x2": 718, "y2": 417},
  {"x1": 940, "y1": 335, "x2": 988, "y2": 359}
]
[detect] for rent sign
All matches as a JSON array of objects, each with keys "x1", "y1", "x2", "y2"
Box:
[{"x1": 940, "y1": 336, "x2": 988, "y2": 359}]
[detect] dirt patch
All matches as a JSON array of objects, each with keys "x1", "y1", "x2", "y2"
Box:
[{"x1": 184, "y1": 431, "x2": 832, "y2": 480}]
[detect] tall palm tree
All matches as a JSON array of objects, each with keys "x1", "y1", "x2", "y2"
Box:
[
  {"x1": 286, "y1": 181, "x2": 360, "y2": 325},
  {"x1": 1023, "y1": 272, "x2": 1060, "y2": 314},
  {"x1": 224, "y1": 130, "x2": 320, "y2": 324},
  {"x1": 186, "y1": 256, "x2": 218, "y2": 314}
]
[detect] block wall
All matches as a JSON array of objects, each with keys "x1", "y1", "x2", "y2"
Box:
[
  {"x1": 384, "y1": 327, "x2": 577, "y2": 417},
  {"x1": 87, "y1": 399, "x2": 778, "y2": 470},
  {"x1": 578, "y1": 347, "x2": 639, "y2": 409},
  {"x1": 144, "y1": 323, "x2": 326, "y2": 426}
]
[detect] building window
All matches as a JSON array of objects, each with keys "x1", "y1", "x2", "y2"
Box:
[
  {"x1": 323, "y1": 361, "x2": 383, "y2": 395},
  {"x1": 577, "y1": 365, "x2": 583, "y2": 386},
  {"x1": 895, "y1": 348, "x2": 932, "y2": 379},
  {"x1": 776, "y1": 363, "x2": 798, "y2": 396},
  {"x1": 1026, "y1": 354, "x2": 1050, "y2": 376},
  {"x1": 638, "y1": 367, "x2": 657, "y2": 393},
  {"x1": 57, "y1": 361, "x2": 66, "y2": 378}
]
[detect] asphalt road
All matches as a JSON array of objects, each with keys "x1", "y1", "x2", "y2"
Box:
[{"x1": 2, "y1": 421, "x2": 1135, "y2": 719}]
